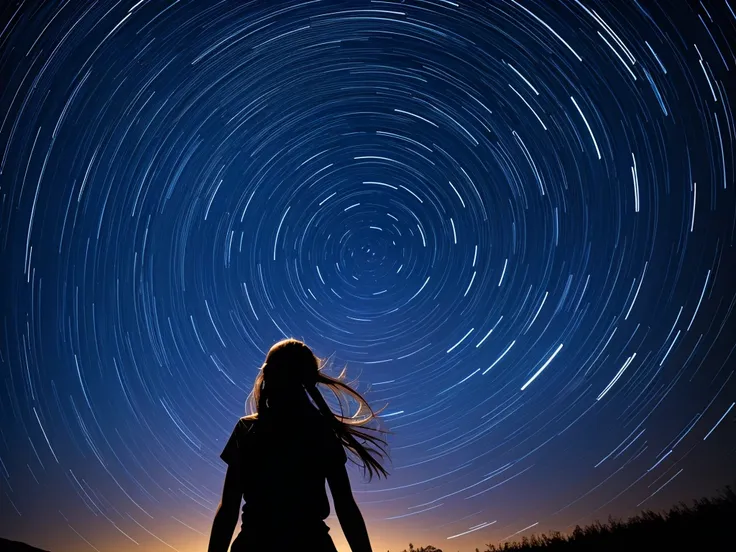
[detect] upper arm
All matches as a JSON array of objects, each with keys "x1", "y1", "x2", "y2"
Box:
[
  {"x1": 218, "y1": 419, "x2": 250, "y2": 512},
  {"x1": 220, "y1": 464, "x2": 242, "y2": 512},
  {"x1": 326, "y1": 462, "x2": 356, "y2": 513},
  {"x1": 323, "y1": 427, "x2": 353, "y2": 511}
]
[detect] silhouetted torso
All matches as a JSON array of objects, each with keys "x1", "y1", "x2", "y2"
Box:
[{"x1": 221, "y1": 407, "x2": 346, "y2": 546}]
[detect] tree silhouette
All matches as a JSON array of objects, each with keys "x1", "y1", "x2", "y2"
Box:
[{"x1": 389, "y1": 486, "x2": 734, "y2": 552}]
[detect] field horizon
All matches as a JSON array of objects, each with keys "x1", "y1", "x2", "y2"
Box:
[{"x1": 4, "y1": 485, "x2": 733, "y2": 552}]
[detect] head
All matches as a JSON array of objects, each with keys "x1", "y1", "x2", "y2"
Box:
[
  {"x1": 246, "y1": 338, "x2": 390, "y2": 479},
  {"x1": 253, "y1": 338, "x2": 319, "y2": 413}
]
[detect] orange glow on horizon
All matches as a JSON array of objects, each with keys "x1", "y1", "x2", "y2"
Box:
[{"x1": 12, "y1": 514, "x2": 519, "y2": 552}]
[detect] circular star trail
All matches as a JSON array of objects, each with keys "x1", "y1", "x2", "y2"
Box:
[{"x1": 1, "y1": 1, "x2": 735, "y2": 551}]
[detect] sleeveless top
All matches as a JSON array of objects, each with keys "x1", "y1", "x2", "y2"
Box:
[{"x1": 220, "y1": 409, "x2": 348, "y2": 532}]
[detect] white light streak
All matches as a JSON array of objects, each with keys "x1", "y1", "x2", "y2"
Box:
[{"x1": 521, "y1": 344, "x2": 563, "y2": 391}]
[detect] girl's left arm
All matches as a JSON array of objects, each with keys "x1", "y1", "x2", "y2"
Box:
[{"x1": 207, "y1": 465, "x2": 242, "y2": 552}]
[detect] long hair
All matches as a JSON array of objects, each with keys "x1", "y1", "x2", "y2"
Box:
[{"x1": 246, "y1": 338, "x2": 390, "y2": 480}]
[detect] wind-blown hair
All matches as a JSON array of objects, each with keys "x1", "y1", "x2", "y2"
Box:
[{"x1": 246, "y1": 338, "x2": 389, "y2": 480}]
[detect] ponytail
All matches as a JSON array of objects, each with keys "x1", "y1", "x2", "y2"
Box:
[{"x1": 306, "y1": 371, "x2": 390, "y2": 480}]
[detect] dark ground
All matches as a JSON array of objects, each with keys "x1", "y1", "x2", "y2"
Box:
[{"x1": 0, "y1": 538, "x2": 49, "y2": 552}]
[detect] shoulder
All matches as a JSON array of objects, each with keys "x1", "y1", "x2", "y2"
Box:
[
  {"x1": 226, "y1": 416, "x2": 258, "y2": 441},
  {"x1": 240, "y1": 414, "x2": 258, "y2": 425},
  {"x1": 221, "y1": 416, "x2": 258, "y2": 465},
  {"x1": 236, "y1": 415, "x2": 258, "y2": 434}
]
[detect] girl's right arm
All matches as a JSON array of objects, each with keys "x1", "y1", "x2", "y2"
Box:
[{"x1": 327, "y1": 464, "x2": 373, "y2": 552}]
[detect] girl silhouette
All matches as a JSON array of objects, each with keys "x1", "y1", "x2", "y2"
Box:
[{"x1": 208, "y1": 338, "x2": 389, "y2": 552}]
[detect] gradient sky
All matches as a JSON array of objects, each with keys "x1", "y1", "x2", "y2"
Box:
[{"x1": 1, "y1": 1, "x2": 735, "y2": 551}]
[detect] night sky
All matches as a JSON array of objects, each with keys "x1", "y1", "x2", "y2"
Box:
[{"x1": 1, "y1": 1, "x2": 735, "y2": 551}]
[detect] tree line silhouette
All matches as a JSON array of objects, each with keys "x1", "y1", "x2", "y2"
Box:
[{"x1": 393, "y1": 486, "x2": 733, "y2": 552}]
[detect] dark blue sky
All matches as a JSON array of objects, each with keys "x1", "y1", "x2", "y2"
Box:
[{"x1": 1, "y1": 1, "x2": 735, "y2": 551}]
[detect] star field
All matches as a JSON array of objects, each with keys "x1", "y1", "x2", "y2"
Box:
[{"x1": 1, "y1": 1, "x2": 735, "y2": 551}]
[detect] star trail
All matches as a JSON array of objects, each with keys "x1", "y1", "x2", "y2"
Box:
[{"x1": 1, "y1": 1, "x2": 735, "y2": 551}]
